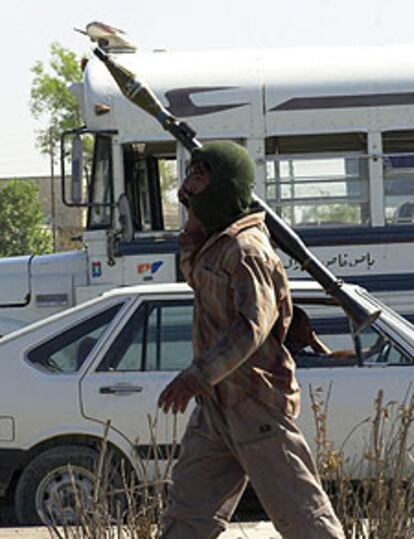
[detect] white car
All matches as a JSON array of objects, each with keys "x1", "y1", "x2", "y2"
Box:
[{"x1": 0, "y1": 281, "x2": 413, "y2": 525}]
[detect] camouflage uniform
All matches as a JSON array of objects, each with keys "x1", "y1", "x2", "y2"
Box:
[{"x1": 162, "y1": 210, "x2": 344, "y2": 539}]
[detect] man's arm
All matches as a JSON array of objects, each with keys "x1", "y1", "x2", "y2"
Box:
[
  {"x1": 158, "y1": 369, "x2": 211, "y2": 414},
  {"x1": 309, "y1": 332, "x2": 332, "y2": 355},
  {"x1": 158, "y1": 249, "x2": 280, "y2": 414}
]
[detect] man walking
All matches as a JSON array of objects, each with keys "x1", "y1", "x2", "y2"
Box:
[{"x1": 158, "y1": 141, "x2": 344, "y2": 538}]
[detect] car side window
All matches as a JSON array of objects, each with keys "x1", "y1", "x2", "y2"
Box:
[
  {"x1": 27, "y1": 303, "x2": 124, "y2": 374},
  {"x1": 146, "y1": 303, "x2": 193, "y2": 371},
  {"x1": 98, "y1": 301, "x2": 194, "y2": 372},
  {"x1": 288, "y1": 306, "x2": 359, "y2": 368}
]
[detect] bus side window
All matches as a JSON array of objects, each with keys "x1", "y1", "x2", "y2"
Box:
[
  {"x1": 265, "y1": 133, "x2": 369, "y2": 227},
  {"x1": 88, "y1": 135, "x2": 113, "y2": 229},
  {"x1": 383, "y1": 130, "x2": 414, "y2": 225}
]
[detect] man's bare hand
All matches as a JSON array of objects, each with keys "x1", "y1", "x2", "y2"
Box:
[
  {"x1": 178, "y1": 184, "x2": 191, "y2": 208},
  {"x1": 178, "y1": 188, "x2": 205, "y2": 234},
  {"x1": 158, "y1": 370, "x2": 209, "y2": 414}
]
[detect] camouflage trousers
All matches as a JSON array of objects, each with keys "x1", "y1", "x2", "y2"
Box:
[{"x1": 160, "y1": 396, "x2": 344, "y2": 539}]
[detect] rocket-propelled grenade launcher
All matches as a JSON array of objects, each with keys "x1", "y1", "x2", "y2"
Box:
[
  {"x1": 94, "y1": 47, "x2": 380, "y2": 335},
  {"x1": 94, "y1": 48, "x2": 201, "y2": 152}
]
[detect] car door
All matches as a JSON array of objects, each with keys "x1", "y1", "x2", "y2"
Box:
[
  {"x1": 80, "y1": 297, "x2": 195, "y2": 450},
  {"x1": 295, "y1": 311, "x2": 414, "y2": 462}
]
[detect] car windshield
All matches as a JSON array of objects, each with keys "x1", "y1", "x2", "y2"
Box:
[{"x1": 357, "y1": 325, "x2": 412, "y2": 366}]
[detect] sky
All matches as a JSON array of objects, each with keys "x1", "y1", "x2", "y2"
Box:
[{"x1": 2, "y1": 0, "x2": 414, "y2": 178}]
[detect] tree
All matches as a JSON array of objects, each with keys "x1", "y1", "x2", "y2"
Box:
[
  {"x1": 31, "y1": 43, "x2": 86, "y2": 251},
  {"x1": 0, "y1": 180, "x2": 53, "y2": 257},
  {"x1": 302, "y1": 204, "x2": 360, "y2": 225},
  {"x1": 30, "y1": 43, "x2": 83, "y2": 156}
]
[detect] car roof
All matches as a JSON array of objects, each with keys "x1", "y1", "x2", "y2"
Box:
[
  {"x1": 100, "y1": 279, "x2": 326, "y2": 299},
  {"x1": 0, "y1": 279, "x2": 348, "y2": 343}
]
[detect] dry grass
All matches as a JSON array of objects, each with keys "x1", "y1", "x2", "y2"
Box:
[
  {"x1": 46, "y1": 414, "x2": 177, "y2": 539},
  {"x1": 311, "y1": 385, "x2": 414, "y2": 538},
  {"x1": 46, "y1": 389, "x2": 414, "y2": 538}
]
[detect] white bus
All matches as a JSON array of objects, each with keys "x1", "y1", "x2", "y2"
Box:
[
  {"x1": 0, "y1": 44, "x2": 413, "y2": 335},
  {"x1": 65, "y1": 44, "x2": 414, "y2": 315}
]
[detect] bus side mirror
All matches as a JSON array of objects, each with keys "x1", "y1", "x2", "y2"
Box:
[{"x1": 71, "y1": 135, "x2": 84, "y2": 204}]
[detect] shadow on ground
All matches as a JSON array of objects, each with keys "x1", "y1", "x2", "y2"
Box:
[
  {"x1": 0, "y1": 498, "x2": 17, "y2": 527},
  {"x1": 0, "y1": 487, "x2": 266, "y2": 527}
]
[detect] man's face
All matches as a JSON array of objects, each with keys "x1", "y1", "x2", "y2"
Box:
[{"x1": 183, "y1": 161, "x2": 211, "y2": 196}]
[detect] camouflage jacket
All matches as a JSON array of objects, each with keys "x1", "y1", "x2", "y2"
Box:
[{"x1": 180, "y1": 210, "x2": 300, "y2": 417}]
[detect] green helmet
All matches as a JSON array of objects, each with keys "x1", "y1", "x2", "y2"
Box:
[{"x1": 189, "y1": 141, "x2": 255, "y2": 235}]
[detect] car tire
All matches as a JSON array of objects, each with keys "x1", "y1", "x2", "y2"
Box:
[{"x1": 15, "y1": 444, "x2": 122, "y2": 526}]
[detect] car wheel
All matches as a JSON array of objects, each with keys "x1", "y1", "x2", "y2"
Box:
[{"x1": 15, "y1": 445, "x2": 122, "y2": 526}]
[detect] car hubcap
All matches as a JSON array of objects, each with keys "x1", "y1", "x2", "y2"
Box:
[{"x1": 35, "y1": 465, "x2": 95, "y2": 525}]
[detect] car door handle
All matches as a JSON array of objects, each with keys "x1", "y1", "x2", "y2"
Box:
[{"x1": 99, "y1": 384, "x2": 143, "y2": 395}]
